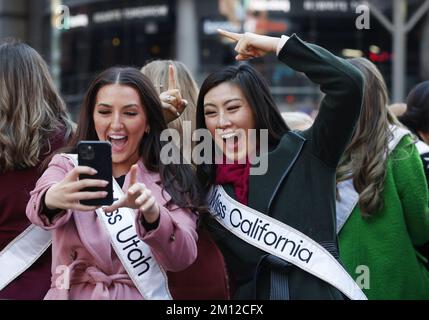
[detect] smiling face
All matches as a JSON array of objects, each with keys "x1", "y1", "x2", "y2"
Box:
[
  {"x1": 203, "y1": 82, "x2": 256, "y2": 162},
  {"x1": 93, "y1": 84, "x2": 148, "y2": 177}
]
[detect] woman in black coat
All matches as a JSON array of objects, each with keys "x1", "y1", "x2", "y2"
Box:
[{"x1": 196, "y1": 30, "x2": 364, "y2": 300}]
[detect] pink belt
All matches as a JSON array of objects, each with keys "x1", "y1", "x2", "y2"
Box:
[{"x1": 51, "y1": 260, "x2": 134, "y2": 300}]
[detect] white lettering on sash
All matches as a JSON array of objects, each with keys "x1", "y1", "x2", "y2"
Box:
[
  {"x1": 208, "y1": 185, "x2": 367, "y2": 300},
  {"x1": 65, "y1": 154, "x2": 171, "y2": 299}
]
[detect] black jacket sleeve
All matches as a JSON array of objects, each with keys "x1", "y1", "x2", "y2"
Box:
[{"x1": 279, "y1": 34, "x2": 364, "y2": 168}]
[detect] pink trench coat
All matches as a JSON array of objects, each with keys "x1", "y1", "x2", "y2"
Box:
[{"x1": 26, "y1": 154, "x2": 198, "y2": 300}]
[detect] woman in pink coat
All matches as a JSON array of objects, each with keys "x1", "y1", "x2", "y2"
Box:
[{"x1": 26, "y1": 67, "x2": 202, "y2": 300}]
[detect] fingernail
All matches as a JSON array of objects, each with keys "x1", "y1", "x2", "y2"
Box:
[
  {"x1": 92, "y1": 169, "x2": 98, "y2": 174},
  {"x1": 103, "y1": 180, "x2": 109, "y2": 186},
  {"x1": 176, "y1": 112, "x2": 180, "y2": 117}
]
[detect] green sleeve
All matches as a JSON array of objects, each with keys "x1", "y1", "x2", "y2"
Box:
[
  {"x1": 279, "y1": 34, "x2": 364, "y2": 168},
  {"x1": 392, "y1": 136, "x2": 429, "y2": 246}
]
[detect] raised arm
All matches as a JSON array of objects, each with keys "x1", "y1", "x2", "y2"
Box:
[
  {"x1": 280, "y1": 35, "x2": 364, "y2": 167},
  {"x1": 218, "y1": 30, "x2": 364, "y2": 168}
]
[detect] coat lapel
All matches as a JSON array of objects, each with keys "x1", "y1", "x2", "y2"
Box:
[
  {"x1": 248, "y1": 131, "x2": 306, "y2": 214},
  {"x1": 73, "y1": 160, "x2": 161, "y2": 272}
]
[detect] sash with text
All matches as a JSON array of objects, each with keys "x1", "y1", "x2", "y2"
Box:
[
  {"x1": 208, "y1": 185, "x2": 367, "y2": 300},
  {"x1": 66, "y1": 154, "x2": 172, "y2": 300}
]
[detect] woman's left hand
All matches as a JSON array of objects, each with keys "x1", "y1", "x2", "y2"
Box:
[
  {"x1": 218, "y1": 29, "x2": 281, "y2": 61},
  {"x1": 103, "y1": 164, "x2": 160, "y2": 223}
]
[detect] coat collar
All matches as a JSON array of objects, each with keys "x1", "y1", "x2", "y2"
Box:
[{"x1": 248, "y1": 131, "x2": 306, "y2": 214}]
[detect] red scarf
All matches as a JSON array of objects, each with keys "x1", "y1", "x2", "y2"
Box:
[{"x1": 215, "y1": 160, "x2": 251, "y2": 206}]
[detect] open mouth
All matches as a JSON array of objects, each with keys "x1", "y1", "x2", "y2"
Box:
[
  {"x1": 220, "y1": 132, "x2": 238, "y2": 140},
  {"x1": 108, "y1": 134, "x2": 128, "y2": 152},
  {"x1": 221, "y1": 131, "x2": 240, "y2": 143},
  {"x1": 219, "y1": 131, "x2": 241, "y2": 151}
]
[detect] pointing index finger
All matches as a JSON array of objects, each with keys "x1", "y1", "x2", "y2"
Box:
[
  {"x1": 218, "y1": 29, "x2": 241, "y2": 42},
  {"x1": 130, "y1": 164, "x2": 138, "y2": 186},
  {"x1": 168, "y1": 64, "x2": 176, "y2": 90}
]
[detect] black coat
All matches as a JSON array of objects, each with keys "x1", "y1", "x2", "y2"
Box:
[{"x1": 208, "y1": 34, "x2": 364, "y2": 300}]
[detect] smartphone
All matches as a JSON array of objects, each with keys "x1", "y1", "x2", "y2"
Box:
[{"x1": 77, "y1": 141, "x2": 113, "y2": 206}]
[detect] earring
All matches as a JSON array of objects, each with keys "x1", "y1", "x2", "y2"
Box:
[{"x1": 145, "y1": 127, "x2": 150, "y2": 134}]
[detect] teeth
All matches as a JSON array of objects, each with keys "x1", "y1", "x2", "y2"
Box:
[
  {"x1": 109, "y1": 135, "x2": 126, "y2": 140},
  {"x1": 221, "y1": 132, "x2": 238, "y2": 140}
]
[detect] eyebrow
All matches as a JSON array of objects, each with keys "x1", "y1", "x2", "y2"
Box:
[
  {"x1": 204, "y1": 98, "x2": 242, "y2": 108},
  {"x1": 96, "y1": 103, "x2": 139, "y2": 109}
]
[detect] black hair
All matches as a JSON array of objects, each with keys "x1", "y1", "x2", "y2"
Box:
[
  {"x1": 399, "y1": 81, "x2": 429, "y2": 137},
  {"x1": 195, "y1": 63, "x2": 289, "y2": 190}
]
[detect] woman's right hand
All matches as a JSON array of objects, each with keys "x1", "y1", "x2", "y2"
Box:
[
  {"x1": 160, "y1": 64, "x2": 188, "y2": 123},
  {"x1": 44, "y1": 166, "x2": 109, "y2": 212}
]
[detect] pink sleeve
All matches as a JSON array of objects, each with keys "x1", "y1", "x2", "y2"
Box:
[
  {"x1": 135, "y1": 188, "x2": 198, "y2": 272},
  {"x1": 26, "y1": 154, "x2": 74, "y2": 229}
]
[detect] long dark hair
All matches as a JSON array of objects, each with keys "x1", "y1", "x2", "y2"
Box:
[
  {"x1": 195, "y1": 63, "x2": 289, "y2": 190},
  {"x1": 399, "y1": 81, "x2": 429, "y2": 138},
  {"x1": 66, "y1": 67, "x2": 203, "y2": 211}
]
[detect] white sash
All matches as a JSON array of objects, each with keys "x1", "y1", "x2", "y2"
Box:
[
  {"x1": 0, "y1": 224, "x2": 51, "y2": 291},
  {"x1": 416, "y1": 140, "x2": 429, "y2": 155},
  {"x1": 208, "y1": 185, "x2": 367, "y2": 300},
  {"x1": 65, "y1": 154, "x2": 172, "y2": 300},
  {"x1": 336, "y1": 126, "x2": 411, "y2": 233}
]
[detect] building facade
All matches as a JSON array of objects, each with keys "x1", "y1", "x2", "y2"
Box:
[{"x1": 1, "y1": 0, "x2": 428, "y2": 117}]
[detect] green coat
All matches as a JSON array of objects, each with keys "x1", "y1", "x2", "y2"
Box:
[
  {"x1": 208, "y1": 34, "x2": 364, "y2": 300},
  {"x1": 339, "y1": 136, "x2": 429, "y2": 300}
]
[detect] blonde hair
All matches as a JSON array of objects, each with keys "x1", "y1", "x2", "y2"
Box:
[
  {"x1": 0, "y1": 40, "x2": 73, "y2": 173},
  {"x1": 337, "y1": 58, "x2": 402, "y2": 217},
  {"x1": 141, "y1": 60, "x2": 198, "y2": 138}
]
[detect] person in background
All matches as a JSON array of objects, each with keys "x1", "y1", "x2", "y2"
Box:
[
  {"x1": 0, "y1": 39, "x2": 74, "y2": 299},
  {"x1": 398, "y1": 81, "x2": 429, "y2": 263},
  {"x1": 337, "y1": 58, "x2": 429, "y2": 299},
  {"x1": 142, "y1": 60, "x2": 230, "y2": 300},
  {"x1": 196, "y1": 29, "x2": 365, "y2": 300},
  {"x1": 398, "y1": 81, "x2": 429, "y2": 182},
  {"x1": 26, "y1": 67, "x2": 202, "y2": 300},
  {"x1": 281, "y1": 111, "x2": 314, "y2": 131},
  {"x1": 141, "y1": 60, "x2": 196, "y2": 148}
]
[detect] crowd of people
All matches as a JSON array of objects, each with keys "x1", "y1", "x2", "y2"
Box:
[{"x1": 0, "y1": 29, "x2": 428, "y2": 300}]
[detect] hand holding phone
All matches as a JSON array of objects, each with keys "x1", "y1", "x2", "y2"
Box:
[
  {"x1": 44, "y1": 165, "x2": 110, "y2": 212},
  {"x1": 77, "y1": 141, "x2": 113, "y2": 206}
]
